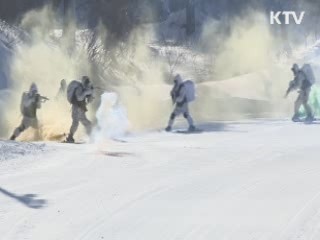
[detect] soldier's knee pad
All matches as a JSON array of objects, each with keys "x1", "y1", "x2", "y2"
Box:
[
  {"x1": 183, "y1": 112, "x2": 189, "y2": 119},
  {"x1": 18, "y1": 125, "x2": 26, "y2": 132},
  {"x1": 170, "y1": 113, "x2": 176, "y2": 120},
  {"x1": 72, "y1": 118, "x2": 79, "y2": 124},
  {"x1": 83, "y1": 121, "x2": 91, "y2": 127}
]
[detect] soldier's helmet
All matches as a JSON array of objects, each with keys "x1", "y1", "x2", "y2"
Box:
[
  {"x1": 29, "y1": 83, "x2": 38, "y2": 94},
  {"x1": 173, "y1": 74, "x2": 182, "y2": 85},
  {"x1": 81, "y1": 76, "x2": 90, "y2": 87},
  {"x1": 60, "y1": 79, "x2": 67, "y2": 89},
  {"x1": 291, "y1": 63, "x2": 299, "y2": 73}
]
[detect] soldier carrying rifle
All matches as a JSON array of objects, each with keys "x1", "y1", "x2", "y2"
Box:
[
  {"x1": 285, "y1": 63, "x2": 315, "y2": 122},
  {"x1": 10, "y1": 83, "x2": 49, "y2": 141}
]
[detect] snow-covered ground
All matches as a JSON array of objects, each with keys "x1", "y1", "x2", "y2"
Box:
[
  {"x1": 1, "y1": 120, "x2": 320, "y2": 240},
  {"x1": 0, "y1": 141, "x2": 46, "y2": 161}
]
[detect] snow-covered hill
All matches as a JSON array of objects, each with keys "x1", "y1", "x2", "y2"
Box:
[
  {"x1": 0, "y1": 20, "x2": 28, "y2": 89},
  {"x1": 1, "y1": 120, "x2": 320, "y2": 240}
]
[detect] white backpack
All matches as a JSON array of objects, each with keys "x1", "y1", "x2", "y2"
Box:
[
  {"x1": 183, "y1": 80, "x2": 196, "y2": 103},
  {"x1": 67, "y1": 80, "x2": 82, "y2": 104},
  {"x1": 301, "y1": 64, "x2": 316, "y2": 85}
]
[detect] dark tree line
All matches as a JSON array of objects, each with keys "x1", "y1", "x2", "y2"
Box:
[
  {"x1": 0, "y1": 0, "x2": 46, "y2": 23},
  {"x1": 0, "y1": 0, "x2": 191, "y2": 38},
  {"x1": 1, "y1": 0, "x2": 320, "y2": 41}
]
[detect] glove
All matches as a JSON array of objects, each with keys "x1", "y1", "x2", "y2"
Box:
[
  {"x1": 87, "y1": 96, "x2": 94, "y2": 103},
  {"x1": 176, "y1": 98, "x2": 186, "y2": 107},
  {"x1": 84, "y1": 88, "x2": 93, "y2": 96}
]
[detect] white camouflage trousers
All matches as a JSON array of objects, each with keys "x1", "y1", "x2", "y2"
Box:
[
  {"x1": 69, "y1": 105, "x2": 92, "y2": 137},
  {"x1": 168, "y1": 103, "x2": 194, "y2": 127},
  {"x1": 12, "y1": 117, "x2": 39, "y2": 139},
  {"x1": 294, "y1": 88, "x2": 313, "y2": 117}
]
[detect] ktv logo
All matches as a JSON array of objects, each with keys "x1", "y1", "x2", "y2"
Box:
[{"x1": 270, "y1": 11, "x2": 305, "y2": 25}]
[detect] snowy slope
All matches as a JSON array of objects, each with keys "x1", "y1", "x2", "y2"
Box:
[{"x1": 1, "y1": 120, "x2": 320, "y2": 239}]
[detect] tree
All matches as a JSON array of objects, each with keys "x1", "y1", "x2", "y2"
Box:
[
  {"x1": 186, "y1": 0, "x2": 195, "y2": 37},
  {"x1": 51, "y1": 0, "x2": 73, "y2": 31}
]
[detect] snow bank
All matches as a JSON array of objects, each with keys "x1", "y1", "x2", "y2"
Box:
[{"x1": 0, "y1": 141, "x2": 46, "y2": 161}]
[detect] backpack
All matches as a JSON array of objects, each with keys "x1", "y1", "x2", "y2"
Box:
[
  {"x1": 301, "y1": 64, "x2": 316, "y2": 85},
  {"x1": 183, "y1": 80, "x2": 196, "y2": 103},
  {"x1": 67, "y1": 80, "x2": 82, "y2": 104}
]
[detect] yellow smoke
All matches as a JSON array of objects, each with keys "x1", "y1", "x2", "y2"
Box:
[
  {"x1": 2, "y1": 6, "x2": 172, "y2": 141},
  {"x1": 197, "y1": 11, "x2": 293, "y2": 119},
  {"x1": 1, "y1": 7, "x2": 299, "y2": 142},
  {"x1": 112, "y1": 27, "x2": 171, "y2": 130},
  {"x1": 5, "y1": 6, "x2": 92, "y2": 141}
]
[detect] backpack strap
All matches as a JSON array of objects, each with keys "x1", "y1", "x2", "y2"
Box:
[{"x1": 299, "y1": 70, "x2": 312, "y2": 90}]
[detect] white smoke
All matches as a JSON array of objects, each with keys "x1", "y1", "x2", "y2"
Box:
[{"x1": 92, "y1": 92, "x2": 130, "y2": 143}]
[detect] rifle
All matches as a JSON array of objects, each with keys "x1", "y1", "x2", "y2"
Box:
[
  {"x1": 36, "y1": 94, "x2": 50, "y2": 103},
  {"x1": 170, "y1": 91, "x2": 176, "y2": 104},
  {"x1": 284, "y1": 80, "x2": 295, "y2": 98},
  {"x1": 93, "y1": 86, "x2": 109, "y2": 92}
]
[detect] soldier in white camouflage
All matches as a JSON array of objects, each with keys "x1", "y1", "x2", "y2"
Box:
[
  {"x1": 10, "y1": 83, "x2": 45, "y2": 141},
  {"x1": 286, "y1": 63, "x2": 314, "y2": 122},
  {"x1": 165, "y1": 74, "x2": 195, "y2": 132},
  {"x1": 65, "y1": 76, "x2": 93, "y2": 143}
]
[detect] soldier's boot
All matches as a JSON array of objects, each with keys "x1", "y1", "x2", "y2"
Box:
[
  {"x1": 166, "y1": 113, "x2": 176, "y2": 131},
  {"x1": 9, "y1": 125, "x2": 25, "y2": 141},
  {"x1": 184, "y1": 112, "x2": 195, "y2": 131},
  {"x1": 304, "y1": 103, "x2": 314, "y2": 122},
  {"x1": 165, "y1": 126, "x2": 172, "y2": 132},
  {"x1": 291, "y1": 113, "x2": 300, "y2": 122},
  {"x1": 305, "y1": 114, "x2": 315, "y2": 122},
  {"x1": 188, "y1": 125, "x2": 196, "y2": 132},
  {"x1": 9, "y1": 135, "x2": 16, "y2": 141},
  {"x1": 65, "y1": 134, "x2": 75, "y2": 143}
]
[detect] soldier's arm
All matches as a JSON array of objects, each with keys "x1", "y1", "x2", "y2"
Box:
[
  {"x1": 285, "y1": 80, "x2": 294, "y2": 96},
  {"x1": 175, "y1": 86, "x2": 186, "y2": 103},
  {"x1": 285, "y1": 77, "x2": 300, "y2": 96},
  {"x1": 35, "y1": 96, "x2": 42, "y2": 109},
  {"x1": 296, "y1": 72, "x2": 306, "y2": 89},
  {"x1": 87, "y1": 95, "x2": 94, "y2": 103},
  {"x1": 170, "y1": 88, "x2": 176, "y2": 102},
  {"x1": 37, "y1": 101, "x2": 42, "y2": 109},
  {"x1": 75, "y1": 87, "x2": 93, "y2": 102}
]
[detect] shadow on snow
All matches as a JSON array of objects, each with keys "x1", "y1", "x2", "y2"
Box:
[{"x1": 0, "y1": 187, "x2": 47, "y2": 209}]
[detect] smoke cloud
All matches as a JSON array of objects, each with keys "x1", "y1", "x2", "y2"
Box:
[
  {"x1": 93, "y1": 92, "x2": 130, "y2": 144},
  {"x1": 196, "y1": 10, "x2": 293, "y2": 120},
  {"x1": 1, "y1": 5, "x2": 172, "y2": 141},
  {"x1": 2, "y1": 6, "x2": 93, "y2": 141},
  {"x1": 2, "y1": 4, "x2": 316, "y2": 140}
]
